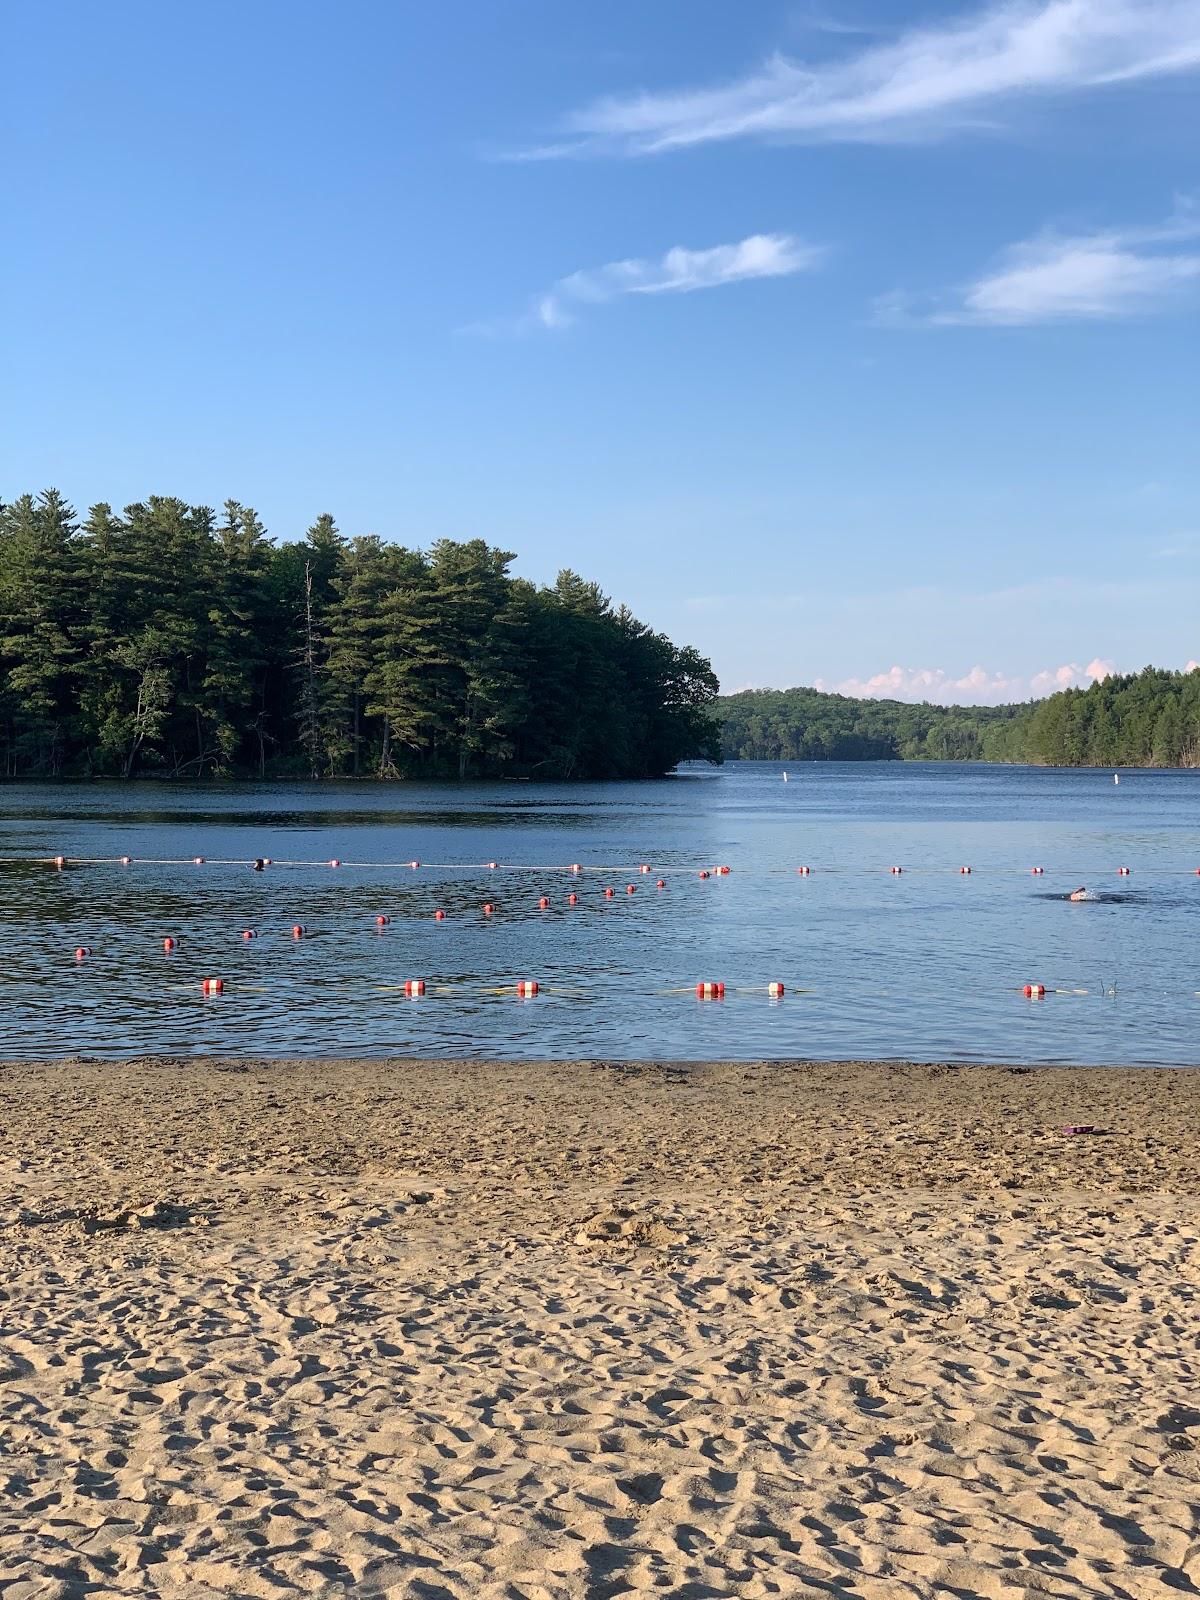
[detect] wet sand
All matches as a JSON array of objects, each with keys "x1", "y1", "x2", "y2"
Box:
[{"x1": 2, "y1": 1056, "x2": 1199, "y2": 1598}]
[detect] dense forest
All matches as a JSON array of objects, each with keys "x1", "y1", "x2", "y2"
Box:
[
  {"x1": 719, "y1": 669, "x2": 1200, "y2": 767},
  {"x1": 0, "y1": 489, "x2": 720, "y2": 779}
]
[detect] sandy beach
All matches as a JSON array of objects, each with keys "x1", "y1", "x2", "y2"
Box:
[{"x1": 2, "y1": 1056, "x2": 1198, "y2": 1598}]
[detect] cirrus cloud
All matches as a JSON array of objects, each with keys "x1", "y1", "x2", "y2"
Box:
[
  {"x1": 521, "y1": 0, "x2": 1200, "y2": 157},
  {"x1": 460, "y1": 232, "x2": 821, "y2": 336}
]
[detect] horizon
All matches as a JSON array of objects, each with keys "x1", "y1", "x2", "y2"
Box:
[{"x1": 5, "y1": 0, "x2": 1198, "y2": 704}]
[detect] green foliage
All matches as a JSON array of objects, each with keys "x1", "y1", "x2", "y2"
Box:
[
  {"x1": 0, "y1": 487, "x2": 720, "y2": 780},
  {"x1": 718, "y1": 671, "x2": 1200, "y2": 767}
]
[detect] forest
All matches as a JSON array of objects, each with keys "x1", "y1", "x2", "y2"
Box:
[
  {"x1": 0, "y1": 489, "x2": 721, "y2": 780},
  {"x1": 718, "y1": 669, "x2": 1200, "y2": 767}
]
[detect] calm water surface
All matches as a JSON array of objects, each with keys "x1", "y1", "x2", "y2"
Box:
[{"x1": 1, "y1": 762, "x2": 1198, "y2": 1064}]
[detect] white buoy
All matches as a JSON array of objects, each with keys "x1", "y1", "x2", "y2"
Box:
[
  {"x1": 1114, "y1": 773, "x2": 1119, "y2": 785},
  {"x1": 782, "y1": 771, "x2": 789, "y2": 783}
]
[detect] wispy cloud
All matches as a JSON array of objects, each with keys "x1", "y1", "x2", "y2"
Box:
[
  {"x1": 461, "y1": 233, "x2": 821, "y2": 336},
  {"x1": 816, "y1": 657, "x2": 1115, "y2": 705},
  {"x1": 879, "y1": 206, "x2": 1200, "y2": 325},
  {"x1": 522, "y1": 0, "x2": 1200, "y2": 156}
]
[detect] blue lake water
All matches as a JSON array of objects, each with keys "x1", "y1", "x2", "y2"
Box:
[{"x1": 1, "y1": 762, "x2": 1198, "y2": 1064}]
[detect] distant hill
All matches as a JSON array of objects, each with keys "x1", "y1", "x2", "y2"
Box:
[{"x1": 717, "y1": 667, "x2": 1200, "y2": 767}]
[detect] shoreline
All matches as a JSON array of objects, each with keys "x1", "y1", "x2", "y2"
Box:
[{"x1": 4, "y1": 1056, "x2": 1198, "y2": 1595}]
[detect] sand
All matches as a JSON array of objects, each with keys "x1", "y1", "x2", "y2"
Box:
[{"x1": 1, "y1": 1057, "x2": 1199, "y2": 1599}]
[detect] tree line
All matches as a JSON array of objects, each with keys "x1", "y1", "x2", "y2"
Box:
[
  {"x1": 0, "y1": 489, "x2": 721, "y2": 780},
  {"x1": 719, "y1": 669, "x2": 1200, "y2": 767}
]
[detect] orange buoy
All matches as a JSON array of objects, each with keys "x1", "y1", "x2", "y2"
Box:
[
  {"x1": 604, "y1": 886, "x2": 615, "y2": 898},
  {"x1": 516, "y1": 979, "x2": 539, "y2": 997},
  {"x1": 960, "y1": 866, "x2": 971, "y2": 874},
  {"x1": 292, "y1": 924, "x2": 306, "y2": 938},
  {"x1": 483, "y1": 902, "x2": 494, "y2": 915},
  {"x1": 656, "y1": 878, "x2": 666, "y2": 889},
  {"x1": 767, "y1": 981, "x2": 785, "y2": 997},
  {"x1": 434, "y1": 909, "x2": 446, "y2": 920},
  {"x1": 202, "y1": 977, "x2": 224, "y2": 995},
  {"x1": 695, "y1": 981, "x2": 725, "y2": 999},
  {"x1": 74, "y1": 946, "x2": 91, "y2": 960},
  {"x1": 1117, "y1": 866, "x2": 1131, "y2": 876},
  {"x1": 404, "y1": 979, "x2": 426, "y2": 997},
  {"x1": 538, "y1": 896, "x2": 550, "y2": 909},
  {"x1": 567, "y1": 892, "x2": 578, "y2": 905},
  {"x1": 797, "y1": 865, "x2": 811, "y2": 876},
  {"x1": 162, "y1": 936, "x2": 177, "y2": 952},
  {"x1": 375, "y1": 915, "x2": 391, "y2": 926},
  {"x1": 716, "y1": 865, "x2": 731, "y2": 875},
  {"x1": 1023, "y1": 983, "x2": 1046, "y2": 999},
  {"x1": 242, "y1": 928, "x2": 258, "y2": 940}
]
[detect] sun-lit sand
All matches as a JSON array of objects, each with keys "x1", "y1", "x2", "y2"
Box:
[{"x1": 2, "y1": 1056, "x2": 1199, "y2": 1597}]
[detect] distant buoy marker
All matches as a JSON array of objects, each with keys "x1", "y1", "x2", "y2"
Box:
[
  {"x1": 767, "y1": 981, "x2": 785, "y2": 998},
  {"x1": 193, "y1": 856, "x2": 205, "y2": 865},
  {"x1": 695, "y1": 981, "x2": 725, "y2": 999},
  {"x1": 516, "y1": 979, "x2": 539, "y2": 997},
  {"x1": 797, "y1": 865, "x2": 811, "y2": 876},
  {"x1": 1023, "y1": 983, "x2": 1046, "y2": 999},
  {"x1": 409, "y1": 860, "x2": 420, "y2": 870},
  {"x1": 639, "y1": 864, "x2": 652, "y2": 874},
  {"x1": 890, "y1": 866, "x2": 903, "y2": 875},
  {"x1": 53, "y1": 855, "x2": 67, "y2": 868},
  {"x1": 202, "y1": 977, "x2": 224, "y2": 995},
  {"x1": 328, "y1": 858, "x2": 341, "y2": 868},
  {"x1": 119, "y1": 855, "x2": 132, "y2": 866},
  {"x1": 960, "y1": 866, "x2": 971, "y2": 875},
  {"x1": 1117, "y1": 866, "x2": 1131, "y2": 876},
  {"x1": 1031, "y1": 866, "x2": 1044, "y2": 875},
  {"x1": 404, "y1": 979, "x2": 426, "y2": 998}
]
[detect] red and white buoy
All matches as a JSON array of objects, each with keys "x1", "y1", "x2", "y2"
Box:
[
  {"x1": 570, "y1": 864, "x2": 582, "y2": 874},
  {"x1": 119, "y1": 855, "x2": 132, "y2": 866},
  {"x1": 716, "y1": 865, "x2": 731, "y2": 875},
  {"x1": 797, "y1": 865, "x2": 811, "y2": 876},
  {"x1": 487, "y1": 861, "x2": 498, "y2": 870},
  {"x1": 1031, "y1": 866, "x2": 1044, "y2": 875},
  {"x1": 516, "y1": 979, "x2": 539, "y2": 997},
  {"x1": 767, "y1": 981, "x2": 785, "y2": 998},
  {"x1": 1023, "y1": 982, "x2": 1046, "y2": 999},
  {"x1": 639, "y1": 864, "x2": 652, "y2": 874},
  {"x1": 695, "y1": 981, "x2": 725, "y2": 999},
  {"x1": 960, "y1": 866, "x2": 971, "y2": 875},
  {"x1": 193, "y1": 856, "x2": 205, "y2": 865},
  {"x1": 53, "y1": 855, "x2": 67, "y2": 868},
  {"x1": 202, "y1": 977, "x2": 224, "y2": 995},
  {"x1": 409, "y1": 861, "x2": 420, "y2": 870},
  {"x1": 1117, "y1": 866, "x2": 1131, "y2": 876},
  {"x1": 404, "y1": 979, "x2": 426, "y2": 998},
  {"x1": 328, "y1": 858, "x2": 341, "y2": 868}
]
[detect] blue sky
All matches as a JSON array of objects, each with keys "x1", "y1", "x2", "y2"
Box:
[{"x1": 3, "y1": 0, "x2": 1198, "y2": 702}]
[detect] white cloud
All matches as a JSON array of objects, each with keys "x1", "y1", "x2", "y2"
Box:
[
  {"x1": 880, "y1": 207, "x2": 1200, "y2": 325},
  {"x1": 531, "y1": 0, "x2": 1200, "y2": 156},
  {"x1": 816, "y1": 657, "x2": 1115, "y2": 705},
  {"x1": 462, "y1": 233, "x2": 820, "y2": 335}
]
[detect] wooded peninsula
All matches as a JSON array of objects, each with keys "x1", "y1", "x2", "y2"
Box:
[
  {"x1": 4, "y1": 489, "x2": 1196, "y2": 779},
  {"x1": 0, "y1": 490, "x2": 720, "y2": 779}
]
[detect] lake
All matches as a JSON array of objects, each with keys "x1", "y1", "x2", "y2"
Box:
[{"x1": 1, "y1": 762, "x2": 1197, "y2": 1065}]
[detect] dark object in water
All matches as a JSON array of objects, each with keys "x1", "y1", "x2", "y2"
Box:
[{"x1": 252, "y1": 858, "x2": 265, "y2": 872}]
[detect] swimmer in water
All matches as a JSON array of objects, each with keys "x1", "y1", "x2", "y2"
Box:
[
  {"x1": 252, "y1": 857, "x2": 265, "y2": 872},
  {"x1": 1068, "y1": 886, "x2": 1089, "y2": 901}
]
